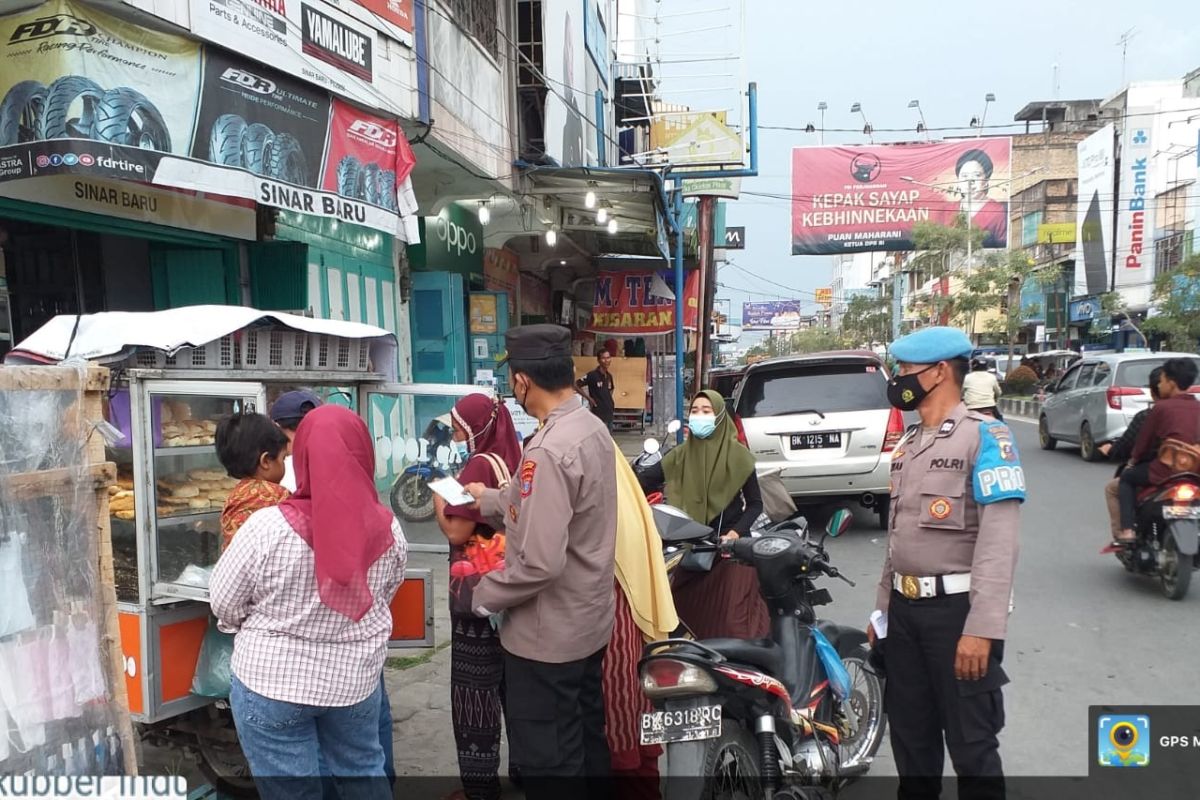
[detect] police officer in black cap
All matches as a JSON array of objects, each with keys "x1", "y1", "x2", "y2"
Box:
[{"x1": 464, "y1": 324, "x2": 617, "y2": 800}]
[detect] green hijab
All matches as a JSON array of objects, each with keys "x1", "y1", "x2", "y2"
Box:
[{"x1": 662, "y1": 390, "x2": 757, "y2": 525}]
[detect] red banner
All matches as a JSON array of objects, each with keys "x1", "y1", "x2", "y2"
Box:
[
  {"x1": 321, "y1": 99, "x2": 417, "y2": 211},
  {"x1": 791, "y1": 138, "x2": 1012, "y2": 255},
  {"x1": 354, "y1": 0, "x2": 414, "y2": 33},
  {"x1": 588, "y1": 271, "x2": 700, "y2": 334}
]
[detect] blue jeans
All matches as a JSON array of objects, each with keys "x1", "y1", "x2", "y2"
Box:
[
  {"x1": 316, "y1": 676, "x2": 394, "y2": 798},
  {"x1": 231, "y1": 675, "x2": 391, "y2": 800}
]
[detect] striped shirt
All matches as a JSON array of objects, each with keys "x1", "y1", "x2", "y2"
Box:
[{"x1": 210, "y1": 506, "x2": 408, "y2": 707}]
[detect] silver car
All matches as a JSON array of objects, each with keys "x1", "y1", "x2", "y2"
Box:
[
  {"x1": 733, "y1": 351, "x2": 904, "y2": 530},
  {"x1": 1038, "y1": 352, "x2": 1200, "y2": 461}
]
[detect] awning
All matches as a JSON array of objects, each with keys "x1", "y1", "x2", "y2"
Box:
[{"x1": 5, "y1": 305, "x2": 398, "y2": 381}]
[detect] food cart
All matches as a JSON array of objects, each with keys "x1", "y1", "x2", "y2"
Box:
[{"x1": 6, "y1": 306, "x2": 488, "y2": 789}]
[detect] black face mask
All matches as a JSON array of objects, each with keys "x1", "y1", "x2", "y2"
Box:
[{"x1": 887, "y1": 365, "x2": 938, "y2": 411}]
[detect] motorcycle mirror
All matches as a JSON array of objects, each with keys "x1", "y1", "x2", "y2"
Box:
[
  {"x1": 667, "y1": 419, "x2": 682, "y2": 435},
  {"x1": 643, "y1": 438, "x2": 661, "y2": 455},
  {"x1": 826, "y1": 508, "x2": 854, "y2": 538}
]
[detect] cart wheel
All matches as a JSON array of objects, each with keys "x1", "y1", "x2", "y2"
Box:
[{"x1": 196, "y1": 708, "x2": 257, "y2": 797}]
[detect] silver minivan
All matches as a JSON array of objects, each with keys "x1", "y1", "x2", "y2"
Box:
[
  {"x1": 1038, "y1": 352, "x2": 1200, "y2": 461},
  {"x1": 733, "y1": 351, "x2": 904, "y2": 529}
]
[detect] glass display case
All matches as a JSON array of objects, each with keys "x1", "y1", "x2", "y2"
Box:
[{"x1": 131, "y1": 381, "x2": 266, "y2": 602}]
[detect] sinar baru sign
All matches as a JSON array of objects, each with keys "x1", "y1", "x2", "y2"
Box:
[{"x1": 791, "y1": 138, "x2": 1012, "y2": 254}]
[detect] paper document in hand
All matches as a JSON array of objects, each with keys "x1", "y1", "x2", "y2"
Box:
[
  {"x1": 870, "y1": 610, "x2": 888, "y2": 640},
  {"x1": 428, "y1": 476, "x2": 475, "y2": 506}
]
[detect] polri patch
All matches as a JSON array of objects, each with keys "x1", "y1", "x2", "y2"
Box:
[
  {"x1": 928, "y1": 497, "x2": 953, "y2": 520},
  {"x1": 519, "y1": 460, "x2": 536, "y2": 497}
]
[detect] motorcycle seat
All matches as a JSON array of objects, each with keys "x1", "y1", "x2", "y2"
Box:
[{"x1": 697, "y1": 637, "x2": 782, "y2": 676}]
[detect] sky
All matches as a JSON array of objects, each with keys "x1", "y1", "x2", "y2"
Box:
[{"x1": 653, "y1": 0, "x2": 1200, "y2": 343}]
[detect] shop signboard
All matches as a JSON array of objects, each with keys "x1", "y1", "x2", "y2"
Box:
[
  {"x1": 742, "y1": 300, "x2": 804, "y2": 331},
  {"x1": 1115, "y1": 114, "x2": 1155, "y2": 304},
  {"x1": 350, "y1": 0, "x2": 414, "y2": 33},
  {"x1": 1074, "y1": 124, "x2": 1115, "y2": 298},
  {"x1": 187, "y1": 0, "x2": 405, "y2": 117},
  {"x1": 483, "y1": 248, "x2": 519, "y2": 316},
  {"x1": 1069, "y1": 297, "x2": 1098, "y2": 324},
  {"x1": 791, "y1": 138, "x2": 1013, "y2": 254},
  {"x1": 1037, "y1": 222, "x2": 1076, "y2": 244},
  {"x1": 588, "y1": 270, "x2": 700, "y2": 334},
  {"x1": 0, "y1": 0, "x2": 420, "y2": 241},
  {"x1": 543, "y1": 0, "x2": 588, "y2": 166},
  {"x1": 815, "y1": 287, "x2": 833, "y2": 306},
  {"x1": 408, "y1": 203, "x2": 484, "y2": 275},
  {"x1": 583, "y1": 0, "x2": 608, "y2": 81}
]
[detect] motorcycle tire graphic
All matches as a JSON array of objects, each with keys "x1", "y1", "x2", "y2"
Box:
[
  {"x1": 209, "y1": 113, "x2": 246, "y2": 166},
  {"x1": 94, "y1": 87, "x2": 171, "y2": 151},
  {"x1": 0, "y1": 80, "x2": 47, "y2": 146},
  {"x1": 43, "y1": 75, "x2": 103, "y2": 139},
  {"x1": 241, "y1": 123, "x2": 275, "y2": 176},
  {"x1": 361, "y1": 162, "x2": 382, "y2": 206},
  {"x1": 267, "y1": 132, "x2": 307, "y2": 186},
  {"x1": 336, "y1": 154, "x2": 363, "y2": 198},
  {"x1": 378, "y1": 169, "x2": 397, "y2": 211}
]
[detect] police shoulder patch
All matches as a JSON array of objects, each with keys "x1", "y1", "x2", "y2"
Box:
[
  {"x1": 519, "y1": 459, "x2": 536, "y2": 498},
  {"x1": 972, "y1": 420, "x2": 1026, "y2": 504}
]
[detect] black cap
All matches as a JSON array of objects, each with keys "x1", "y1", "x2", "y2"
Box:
[
  {"x1": 498, "y1": 324, "x2": 572, "y2": 367},
  {"x1": 270, "y1": 390, "x2": 322, "y2": 422}
]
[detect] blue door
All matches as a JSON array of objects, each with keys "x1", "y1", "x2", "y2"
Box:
[{"x1": 411, "y1": 272, "x2": 467, "y2": 384}]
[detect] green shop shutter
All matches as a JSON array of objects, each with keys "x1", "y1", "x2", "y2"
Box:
[
  {"x1": 150, "y1": 247, "x2": 237, "y2": 308},
  {"x1": 249, "y1": 241, "x2": 309, "y2": 311}
]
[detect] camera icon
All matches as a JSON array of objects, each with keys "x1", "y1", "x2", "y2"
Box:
[{"x1": 1098, "y1": 715, "x2": 1150, "y2": 767}]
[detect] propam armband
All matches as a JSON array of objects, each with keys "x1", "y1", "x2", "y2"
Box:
[{"x1": 973, "y1": 420, "x2": 1026, "y2": 504}]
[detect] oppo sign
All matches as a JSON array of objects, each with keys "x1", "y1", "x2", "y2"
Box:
[{"x1": 435, "y1": 213, "x2": 478, "y2": 257}]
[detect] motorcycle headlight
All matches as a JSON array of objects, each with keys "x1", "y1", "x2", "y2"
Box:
[{"x1": 640, "y1": 658, "x2": 718, "y2": 699}]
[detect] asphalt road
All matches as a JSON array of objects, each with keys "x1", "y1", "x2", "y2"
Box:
[{"x1": 818, "y1": 417, "x2": 1199, "y2": 778}]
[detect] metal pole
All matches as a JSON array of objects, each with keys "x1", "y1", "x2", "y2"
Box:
[
  {"x1": 696, "y1": 196, "x2": 717, "y2": 392},
  {"x1": 892, "y1": 269, "x2": 903, "y2": 339},
  {"x1": 672, "y1": 184, "x2": 686, "y2": 438}
]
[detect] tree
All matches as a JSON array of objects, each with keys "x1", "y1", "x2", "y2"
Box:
[
  {"x1": 1143, "y1": 254, "x2": 1200, "y2": 353},
  {"x1": 786, "y1": 327, "x2": 846, "y2": 354},
  {"x1": 840, "y1": 294, "x2": 891, "y2": 348}
]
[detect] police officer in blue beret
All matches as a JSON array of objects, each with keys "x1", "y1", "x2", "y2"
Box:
[{"x1": 870, "y1": 326, "x2": 1024, "y2": 800}]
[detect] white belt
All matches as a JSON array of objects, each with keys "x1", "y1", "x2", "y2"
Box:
[{"x1": 893, "y1": 572, "x2": 971, "y2": 600}]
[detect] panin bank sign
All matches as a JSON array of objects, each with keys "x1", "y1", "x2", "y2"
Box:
[{"x1": 1116, "y1": 114, "x2": 1155, "y2": 298}]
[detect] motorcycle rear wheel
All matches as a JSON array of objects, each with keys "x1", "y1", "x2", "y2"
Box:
[
  {"x1": 390, "y1": 472, "x2": 436, "y2": 522},
  {"x1": 665, "y1": 722, "x2": 761, "y2": 800},
  {"x1": 836, "y1": 642, "x2": 887, "y2": 774},
  {"x1": 1160, "y1": 537, "x2": 1192, "y2": 600}
]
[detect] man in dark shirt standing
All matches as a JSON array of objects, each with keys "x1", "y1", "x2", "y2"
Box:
[
  {"x1": 1116, "y1": 358, "x2": 1200, "y2": 543},
  {"x1": 578, "y1": 350, "x2": 616, "y2": 431}
]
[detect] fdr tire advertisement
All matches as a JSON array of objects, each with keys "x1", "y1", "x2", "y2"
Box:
[
  {"x1": 321, "y1": 99, "x2": 416, "y2": 213},
  {"x1": 0, "y1": 0, "x2": 200, "y2": 179},
  {"x1": 192, "y1": 48, "x2": 331, "y2": 190}
]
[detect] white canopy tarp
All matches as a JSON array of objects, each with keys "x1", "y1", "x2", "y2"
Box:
[{"x1": 5, "y1": 305, "x2": 398, "y2": 381}]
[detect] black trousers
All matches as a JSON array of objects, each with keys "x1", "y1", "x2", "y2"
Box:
[
  {"x1": 1118, "y1": 462, "x2": 1153, "y2": 531},
  {"x1": 884, "y1": 591, "x2": 1007, "y2": 800},
  {"x1": 503, "y1": 647, "x2": 611, "y2": 800}
]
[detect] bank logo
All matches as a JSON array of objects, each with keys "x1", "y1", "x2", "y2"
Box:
[
  {"x1": 9, "y1": 14, "x2": 96, "y2": 43},
  {"x1": 220, "y1": 68, "x2": 276, "y2": 96},
  {"x1": 1098, "y1": 715, "x2": 1150, "y2": 767},
  {"x1": 1132, "y1": 130, "x2": 1148, "y2": 145},
  {"x1": 349, "y1": 119, "x2": 396, "y2": 148}
]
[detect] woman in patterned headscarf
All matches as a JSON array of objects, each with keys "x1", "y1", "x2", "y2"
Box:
[{"x1": 435, "y1": 394, "x2": 522, "y2": 800}]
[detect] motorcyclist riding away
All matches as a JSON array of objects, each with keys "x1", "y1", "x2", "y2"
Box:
[
  {"x1": 1099, "y1": 367, "x2": 1162, "y2": 544},
  {"x1": 1115, "y1": 358, "x2": 1200, "y2": 544}
]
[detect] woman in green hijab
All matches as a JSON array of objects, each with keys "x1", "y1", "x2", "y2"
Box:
[{"x1": 638, "y1": 390, "x2": 768, "y2": 639}]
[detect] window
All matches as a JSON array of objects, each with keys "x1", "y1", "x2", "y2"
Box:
[
  {"x1": 1154, "y1": 230, "x2": 1193, "y2": 275},
  {"x1": 1056, "y1": 364, "x2": 1082, "y2": 392},
  {"x1": 1075, "y1": 363, "x2": 1097, "y2": 387},
  {"x1": 516, "y1": 0, "x2": 544, "y2": 87},
  {"x1": 1022, "y1": 211, "x2": 1043, "y2": 248},
  {"x1": 736, "y1": 362, "x2": 889, "y2": 418},
  {"x1": 446, "y1": 0, "x2": 499, "y2": 59},
  {"x1": 1092, "y1": 362, "x2": 1112, "y2": 387}
]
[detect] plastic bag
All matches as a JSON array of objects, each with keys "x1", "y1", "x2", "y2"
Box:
[
  {"x1": 191, "y1": 625, "x2": 235, "y2": 699},
  {"x1": 0, "y1": 533, "x2": 34, "y2": 639},
  {"x1": 757, "y1": 469, "x2": 797, "y2": 523},
  {"x1": 810, "y1": 626, "x2": 853, "y2": 703}
]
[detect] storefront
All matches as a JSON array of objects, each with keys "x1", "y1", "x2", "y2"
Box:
[{"x1": 0, "y1": 0, "x2": 419, "y2": 366}]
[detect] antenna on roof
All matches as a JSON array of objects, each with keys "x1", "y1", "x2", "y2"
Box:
[{"x1": 1116, "y1": 27, "x2": 1139, "y2": 88}]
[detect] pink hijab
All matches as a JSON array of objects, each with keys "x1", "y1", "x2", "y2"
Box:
[{"x1": 279, "y1": 405, "x2": 395, "y2": 622}]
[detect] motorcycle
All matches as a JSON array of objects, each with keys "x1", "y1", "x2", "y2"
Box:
[
  {"x1": 389, "y1": 414, "x2": 458, "y2": 522},
  {"x1": 640, "y1": 507, "x2": 887, "y2": 799},
  {"x1": 1111, "y1": 472, "x2": 1200, "y2": 599}
]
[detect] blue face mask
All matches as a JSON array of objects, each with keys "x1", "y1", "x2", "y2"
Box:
[
  {"x1": 688, "y1": 414, "x2": 717, "y2": 439},
  {"x1": 453, "y1": 440, "x2": 470, "y2": 461}
]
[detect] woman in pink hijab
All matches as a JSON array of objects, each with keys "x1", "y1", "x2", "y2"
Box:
[{"x1": 211, "y1": 405, "x2": 407, "y2": 800}]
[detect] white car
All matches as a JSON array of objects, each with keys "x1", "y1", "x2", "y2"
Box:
[{"x1": 732, "y1": 351, "x2": 904, "y2": 529}]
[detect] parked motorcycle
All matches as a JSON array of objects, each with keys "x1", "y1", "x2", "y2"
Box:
[
  {"x1": 390, "y1": 414, "x2": 458, "y2": 522},
  {"x1": 1111, "y1": 472, "x2": 1200, "y2": 599},
  {"x1": 640, "y1": 507, "x2": 886, "y2": 799}
]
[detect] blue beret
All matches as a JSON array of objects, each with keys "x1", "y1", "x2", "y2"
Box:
[{"x1": 889, "y1": 326, "x2": 973, "y2": 364}]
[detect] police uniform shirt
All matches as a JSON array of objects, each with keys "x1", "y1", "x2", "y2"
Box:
[
  {"x1": 473, "y1": 398, "x2": 618, "y2": 663},
  {"x1": 876, "y1": 403, "x2": 1024, "y2": 641}
]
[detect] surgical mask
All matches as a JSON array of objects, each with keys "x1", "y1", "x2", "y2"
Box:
[
  {"x1": 0, "y1": 532, "x2": 34, "y2": 639},
  {"x1": 453, "y1": 440, "x2": 470, "y2": 461},
  {"x1": 688, "y1": 414, "x2": 717, "y2": 439},
  {"x1": 888, "y1": 365, "x2": 938, "y2": 411}
]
